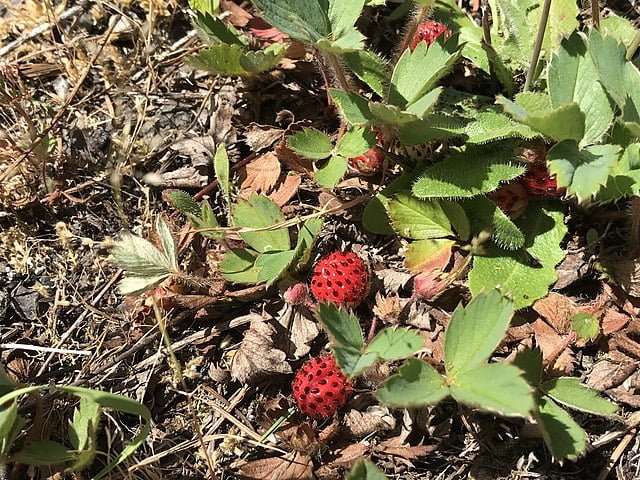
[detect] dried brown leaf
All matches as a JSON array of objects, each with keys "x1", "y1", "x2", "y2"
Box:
[
  {"x1": 602, "y1": 310, "x2": 630, "y2": 335},
  {"x1": 231, "y1": 315, "x2": 292, "y2": 384},
  {"x1": 240, "y1": 152, "x2": 282, "y2": 196},
  {"x1": 245, "y1": 124, "x2": 284, "y2": 151},
  {"x1": 275, "y1": 305, "x2": 319, "y2": 360},
  {"x1": 533, "y1": 293, "x2": 577, "y2": 334},
  {"x1": 268, "y1": 173, "x2": 302, "y2": 207},
  {"x1": 342, "y1": 406, "x2": 396, "y2": 438},
  {"x1": 531, "y1": 319, "x2": 575, "y2": 374},
  {"x1": 375, "y1": 438, "x2": 436, "y2": 461},
  {"x1": 221, "y1": 0, "x2": 253, "y2": 27},
  {"x1": 235, "y1": 452, "x2": 313, "y2": 480},
  {"x1": 586, "y1": 351, "x2": 637, "y2": 391}
]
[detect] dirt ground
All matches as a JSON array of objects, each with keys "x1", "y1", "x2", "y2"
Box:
[{"x1": 1, "y1": 0, "x2": 640, "y2": 479}]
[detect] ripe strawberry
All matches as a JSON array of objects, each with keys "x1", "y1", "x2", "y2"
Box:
[
  {"x1": 292, "y1": 355, "x2": 352, "y2": 419},
  {"x1": 310, "y1": 251, "x2": 369, "y2": 307},
  {"x1": 409, "y1": 20, "x2": 452, "y2": 51},
  {"x1": 349, "y1": 146, "x2": 384, "y2": 175},
  {"x1": 488, "y1": 182, "x2": 529, "y2": 219},
  {"x1": 521, "y1": 162, "x2": 563, "y2": 197}
]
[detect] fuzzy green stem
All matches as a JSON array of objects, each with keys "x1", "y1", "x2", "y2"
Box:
[
  {"x1": 591, "y1": 0, "x2": 600, "y2": 30},
  {"x1": 325, "y1": 51, "x2": 351, "y2": 92},
  {"x1": 524, "y1": 0, "x2": 552, "y2": 92},
  {"x1": 481, "y1": 2, "x2": 492, "y2": 46},
  {"x1": 397, "y1": 2, "x2": 433, "y2": 58},
  {"x1": 627, "y1": 31, "x2": 640, "y2": 61}
]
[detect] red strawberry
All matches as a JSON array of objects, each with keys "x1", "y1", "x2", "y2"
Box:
[
  {"x1": 349, "y1": 146, "x2": 384, "y2": 175},
  {"x1": 488, "y1": 182, "x2": 529, "y2": 219},
  {"x1": 521, "y1": 162, "x2": 563, "y2": 197},
  {"x1": 292, "y1": 355, "x2": 352, "y2": 419},
  {"x1": 310, "y1": 251, "x2": 369, "y2": 307},
  {"x1": 409, "y1": 20, "x2": 452, "y2": 51}
]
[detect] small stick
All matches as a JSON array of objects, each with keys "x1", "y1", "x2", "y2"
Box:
[
  {"x1": 591, "y1": 0, "x2": 600, "y2": 30},
  {"x1": 0, "y1": 343, "x2": 91, "y2": 356},
  {"x1": 524, "y1": 0, "x2": 552, "y2": 92}
]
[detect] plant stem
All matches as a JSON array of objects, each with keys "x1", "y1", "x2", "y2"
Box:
[
  {"x1": 591, "y1": 0, "x2": 600, "y2": 30},
  {"x1": 397, "y1": 3, "x2": 431, "y2": 56},
  {"x1": 481, "y1": 1, "x2": 492, "y2": 46},
  {"x1": 325, "y1": 51, "x2": 351, "y2": 92},
  {"x1": 627, "y1": 31, "x2": 640, "y2": 61},
  {"x1": 524, "y1": 0, "x2": 552, "y2": 92}
]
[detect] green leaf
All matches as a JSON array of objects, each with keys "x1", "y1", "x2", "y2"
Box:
[
  {"x1": 347, "y1": 459, "x2": 388, "y2": 480},
  {"x1": 600, "y1": 15, "x2": 638, "y2": 45},
  {"x1": 239, "y1": 43, "x2": 287, "y2": 73},
  {"x1": 412, "y1": 145, "x2": 526, "y2": 199},
  {"x1": 450, "y1": 363, "x2": 533, "y2": 417},
  {"x1": 234, "y1": 194, "x2": 290, "y2": 253},
  {"x1": 548, "y1": 32, "x2": 614, "y2": 145},
  {"x1": 69, "y1": 397, "x2": 101, "y2": 471},
  {"x1": 547, "y1": 141, "x2": 621, "y2": 202},
  {"x1": 541, "y1": 378, "x2": 619, "y2": 416},
  {"x1": 192, "y1": 12, "x2": 245, "y2": 46},
  {"x1": 0, "y1": 400, "x2": 18, "y2": 452},
  {"x1": 404, "y1": 238, "x2": 455, "y2": 273},
  {"x1": 255, "y1": 250, "x2": 296, "y2": 285},
  {"x1": 368, "y1": 102, "x2": 417, "y2": 125},
  {"x1": 512, "y1": 348, "x2": 543, "y2": 386},
  {"x1": 376, "y1": 358, "x2": 449, "y2": 407},
  {"x1": 165, "y1": 190, "x2": 201, "y2": 217},
  {"x1": 497, "y1": 95, "x2": 586, "y2": 144},
  {"x1": 595, "y1": 143, "x2": 640, "y2": 201},
  {"x1": 251, "y1": 0, "x2": 330, "y2": 43},
  {"x1": 327, "y1": 0, "x2": 365, "y2": 38},
  {"x1": 365, "y1": 328, "x2": 425, "y2": 362},
  {"x1": 461, "y1": 196, "x2": 525, "y2": 250},
  {"x1": 287, "y1": 128, "x2": 333, "y2": 160},
  {"x1": 571, "y1": 313, "x2": 599, "y2": 341},
  {"x1": 536, "y1": 395, "x2": 586, "y2": 460},
  {"x1": 363, "y1": 170, "x2": 419, "y2": 235},
  {"x1": 469, "y1": 203, "x2": 567, "y2": 309},
  {"x1": 389, "y1": 38, "x2": 462, "y2": 108},
  {"x1": 314, "y1": 155, "x2": 348, "y2": 188},
  {"x1": 335, "y1": 127, "x2": 375, "y2": 158},
  {"x1": 387, "y1": 193, "x2": 452, "y2": 240},
  {"x1": 220, "y1": 248, "x2": 261, "y2": 283},
  {"x1": 191, "y1": 201, "x2": 223, "y2": 239},
  {"x1": 588, "y1": 29, "x2": 640, "y2": 110},
  {"x1": 213, "y1": 143, "x2": 230, "y2": 209},
  {"x1": 343, "y1": 50, "x2": 389, "y2": 97},
  {"x1": 189, "y1": 0, "x2": 220, "y2": 17},
  {"x1": 333, "y1": 347, "x2": 377, "y2": 378},
  {"x1": 292, "y1": 218, "x2": 323, "y2": 270},
  {"x1": 316, "y1": 303, "x2": 364, "y2": 350},
  {"x1": 328, "y1": 89, "x2": 374, "y2": 126},
  {"x1": 444, "y1": 289, "x2": 514, "y2": 376},
  {"x1": 12, "y1": 440, "x2": 75, "y2": 466},
  {"x1": 464, "y1": 110, "x2": 541, "y2": 145},
  {"x1": 187, "y1": 44, "x2": 246, "y2": 75},
  {"x1": 440, "y1": 199, "x2": 470, "y2": 240}
]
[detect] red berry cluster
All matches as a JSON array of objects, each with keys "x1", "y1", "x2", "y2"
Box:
[
  {"x1": 349, "y1": 146, "x2": 385, "y2": 175},
  {"x1": 292, "y1": 355, "x2": 352, "y2": 418},
  {"x1": 521, "y1": 162, "x2": 563, "y2": 196},
  {"x1": 310, "y1": 251, "x2": 369, "y2": 308},
  {"x1": 409, "y1": 20, "x2": 452, "y2": 51}
]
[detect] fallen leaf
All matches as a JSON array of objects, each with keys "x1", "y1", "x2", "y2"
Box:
[
  {"x1": 531, "y1": 319, "x2": 575, "y2": 375},
  {"x1": 221, "y1": 0, "x2": 253, "y2": 27},
  {"x1": 235, "y1": 452, "x2": 313, "y2": 480},
  {"x1": 375, "y1": 438, "x2": 436, "y2": 461},
  {"x1": 554, "y1": 252, "x2": 590, "y2": 290},
  {"x1": 586, "y1": 351, "x2": 637, "y2": 391},
  {"x1": 375, "y1": 268, "x2": 413, "y2": 293},
  {"x1": 274, "y1": 305, "x2": 319, "y2": 360},
  {"x1": 170, "y1": 136, "x2": 216, "y2": 167},
  {"x1": 275, "y1": 142, "x2": 313, "y2": 175},
  {"x1": 373, "y1": 293, "x2": 407, "y2": 324},
  {"x1": 240, "y1": 152, "x2": 282, "y2": 196},
  {"x1": 245, "y1": 124, "x2": 284, "y2": 151},
  {"x1": 231, "y1": 315, "x2": 292, "y2": 384},
  {"x1": 268, "y1": 173, "x2": 302, "y2": 207},
  {"x1": 602, "y1": 310, "x2": 630, "y2": 335},
  {"x1": 331, "y1": 443, "x2": 369, "y2": 467},
  {"x1": 342, "y1": 406, "x2": 396, "y2": 438},
  {"x1": 533, "y1": 293, "x2": 577, "y2": 335}
]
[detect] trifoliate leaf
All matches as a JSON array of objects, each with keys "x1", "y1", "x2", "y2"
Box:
[
  {"x1": 328, "y1": 89, "x2": 375, "y2": 126},
  {"x1": 365, "y1": 328, "x2": 425, "y2": 362},
  {"x1": 314, "y1": 155, "x2": 349, "y2": 188},
  {"x1": 536, "y1": 395, "x2": 586, "y2": 460},
  {"x1": 251, "y1": 0, "x2": 330, "y2": 43},
  {"x1": 316, "y1": 303, "x2": 365, "y2": 351},
  {"x1": 335, "y1": 127, "x2": 375, "y2": 158},
  {"x1": 234, "y1": 194, "x2": 290, "y2": 253},
  {"x1": 343, "y1": 50, "x2": 389, "y2": 97},
  {"x1": 220, "y1": 248, "x2": 260, "y2": 283},
  {"x1": 387, "y1": 193, "x2": 452, "y2": 240}
]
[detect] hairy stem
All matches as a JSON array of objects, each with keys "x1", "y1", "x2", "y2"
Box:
[
  {"x1": 325, "y1": 51, "x2": 351, "y2": 93},
  {"x1": 397, "y1": 3, "x2": 431, "y2": 56},
  {"x1": 627, "y1": 31, "x2": 640, "y2": 61},
  {"x1": 524, "y1": 0, "x2": 552, "y2": 92}
]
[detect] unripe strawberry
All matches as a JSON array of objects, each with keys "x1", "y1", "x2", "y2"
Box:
[
  {"x1": 283, "y1": 282, "x2": 310, "y2": 305},
  {"x1": 349, "y1": 146, "x2": 384, "y2": 175},
  {"x1": 310, "y1": 251, "x2": 369, "y2": 307},
  {"x1": 292, "y1": 355, "x2": 352, "y2": 419},
  {"x1": 521, "y1": 162, "x2": 563, "y2": 197},
  {"x1": 488, "y1": 182, "x2": 529, "y2": 219},
  {"x1": 409, "y1": 20, "x2": 452, "y2": 51}
]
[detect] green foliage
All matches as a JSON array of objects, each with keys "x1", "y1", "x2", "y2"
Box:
[
  {"x1": 461, "y1": 196, "x2": 524, "y2": 250},
  {"x1": 571, "y1": 313, "x2": 599, "y2": 341},
  {"x1": 316, "y1": 303, "x2": 424, "y2": 378},
  {"x1": 109, "y1": 217, "x2": 179, "y2": 295},
  {"x1": 343, "y1": 50, "x2": 389, "y2": 96},
  {"x1": 377, "y1": 290, "x2": 534, "y2": 417},
  {"x1": 0, "y1": 383, "x2": 150, "y2": 478},
  {"x1": 412, "y1": 144, "x2": 526, "y2": 199},
  {"x1": 387, "y1": 193, "x2": 452, "y2": 240},
  {"x1": 347, "y1": 460, "x2": 388, "y2": 480},
  {"x1": 188, "y1": 43, "x2": 286, "y2": 76},
  {"x1": 469, "y1": 203, "x2": 567, "y2": 309}
]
